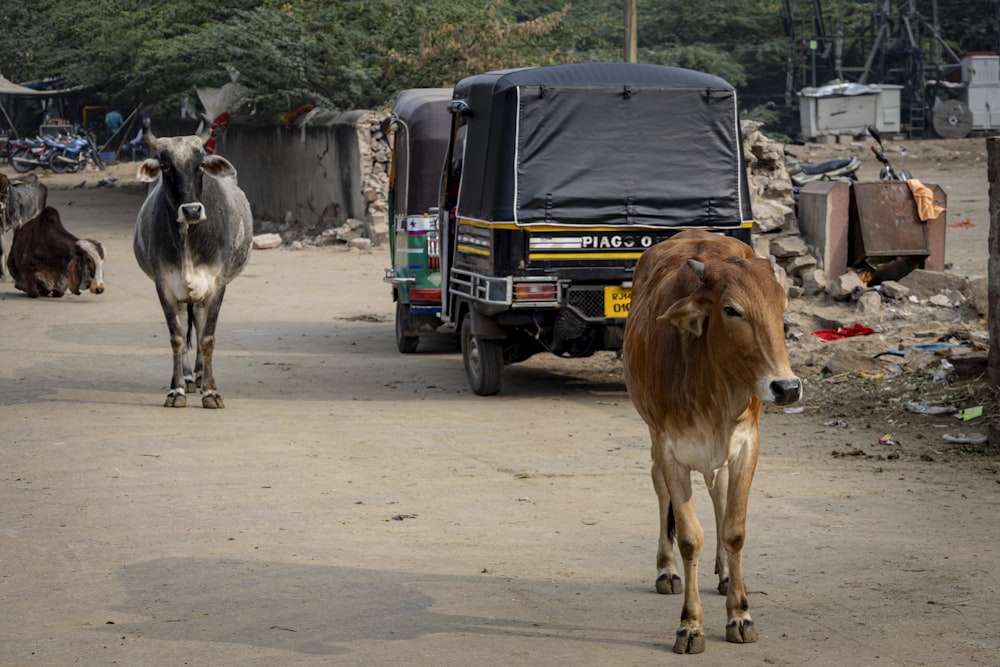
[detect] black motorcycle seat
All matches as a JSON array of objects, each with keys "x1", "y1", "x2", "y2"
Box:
[{"x1": 798, "y1": 157, "x2": 855, "y2": 175}]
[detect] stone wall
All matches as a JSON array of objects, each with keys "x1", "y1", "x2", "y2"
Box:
[{"x1": 154, "y1": 112, "x2": 392, "y2": 247}]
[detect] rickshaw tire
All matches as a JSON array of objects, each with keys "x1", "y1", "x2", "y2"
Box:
[
  {"x1": 395, "y1": 302, "x2": 419, "y2": 353},
  {"x1": 461, "y1": 317, "x2": 502, "y2": 396}
]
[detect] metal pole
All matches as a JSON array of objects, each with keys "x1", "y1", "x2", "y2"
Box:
[
  {"x1": 624, "y1": 0, "x2": 637, "y2": 63},
  {"x1": 988, "y1": 136, "x2": 1000, "y2": 387}
]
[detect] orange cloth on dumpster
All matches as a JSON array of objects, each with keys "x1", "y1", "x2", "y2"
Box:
[{"x1": 906, "y1": 178, "x2": 945, "y2": 221}]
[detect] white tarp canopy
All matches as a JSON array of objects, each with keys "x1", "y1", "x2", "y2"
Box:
[
  {"x1": 0, "y1": 73, "x2": 44, "y2": 96},
  {"x1": 0, "y1": 73, "x2": 84, "y2": 136},
  {"x1": 0, "y1": 73, "x2": 80, "y2": 96}
]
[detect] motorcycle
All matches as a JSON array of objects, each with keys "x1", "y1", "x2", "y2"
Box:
[
  {"x1": 786, "y1": 151, "x2": 861, "y2": 203},
  {"x1": 45, "y1": 132, "x2": 106, "y2": 173},
  {"x1": 867, "y1": 125, "x2": 911, "y2": 181},
  {"x1": 786, "y1": 152, "x2": 861, "y2": 187},
  {"x1": 8, "y1": 136, "x2": 54, "y2": 173}
]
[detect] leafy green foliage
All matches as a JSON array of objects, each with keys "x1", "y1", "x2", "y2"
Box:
[{"x1": 0, "y1": 0, "x2": 996, "y2": 128}]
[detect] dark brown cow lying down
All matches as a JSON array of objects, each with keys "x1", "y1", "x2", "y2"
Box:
[
  {"x1": 623, "y1": 230, "x2": 801, "y2": 654},
  {"x1": 6, "y1": 207, "x2": 105, "y2": 298}
]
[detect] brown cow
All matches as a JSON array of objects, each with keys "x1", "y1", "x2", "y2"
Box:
[
  {"x1": 6, "y1": 207, "x2": 105, "y2": 298},
  {"x1": 622, "y1": 230, "x2": 801, "y2": 654}
]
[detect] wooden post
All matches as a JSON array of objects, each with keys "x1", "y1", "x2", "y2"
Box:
[
  {"x1": 988, "y1": 137, "x2": 1000, "y2": 387},
  {"x1": 624, "y1": 0, "x2": 637, "y2": 63}
]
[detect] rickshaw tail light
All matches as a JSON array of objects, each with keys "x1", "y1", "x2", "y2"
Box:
[
  {"x1": 409, "y1": 288, "x2": 441, "y2": 303},
  {"x1": 514, "y1": 283, "x2": 557, "y2": 302},
  {"x1": 428, "y1": 255, "x2": 440, "y2": 269}
]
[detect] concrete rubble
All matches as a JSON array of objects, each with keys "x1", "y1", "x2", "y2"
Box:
[{"x1": 739, "y1": 121, "x2": 988, "y2": 380}]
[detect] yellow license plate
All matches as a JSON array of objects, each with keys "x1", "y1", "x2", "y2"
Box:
[{"x1": 604, "y1": 286, "x2": 631, "y2": 318}]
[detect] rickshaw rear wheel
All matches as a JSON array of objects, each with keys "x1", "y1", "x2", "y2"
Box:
[
  {"x1": 395, "y1": 301, "x2": 419, "y2": 353},
  {"x1": 461, "y1": 317, "x2": 502, "y2": 396}
]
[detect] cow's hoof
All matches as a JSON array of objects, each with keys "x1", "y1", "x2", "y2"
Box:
[
  {"x1": 718, "y1": 577, "x2": 730, "y2": 595},
  {"x1": 673, "y1": 628, "x2": 705, "y2": 654},
  {"x1": 726, "y1": 618, "x2": 757, "y2": 644},
  {"x1": 164, "y1": 390, "x2": 186, "y2": 408},
  {"x1": 656, "y1": 573, "x2": 682, "y2": 594},
  {"x1": 185, "y1": 378, "x2": 198, "y2": 393},
  {"x1": 202, "y1": 392, "x2": 225, "y2": 409}
]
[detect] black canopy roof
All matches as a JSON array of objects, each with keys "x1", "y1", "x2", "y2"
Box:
[
  {"x1": 451, "y1": 63, "x2": 752, "y2": 229},
  {"x1": 391, "y1": 88, "x2": 452, "y2": 216}
]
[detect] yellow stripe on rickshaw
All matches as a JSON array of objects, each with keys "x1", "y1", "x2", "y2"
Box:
[
  {"x1": 457, "y1": 244, "x2": 491, "y2": 257},
  {"x1": 529, "y1": 252, "x2": 646, "y2": 260}
]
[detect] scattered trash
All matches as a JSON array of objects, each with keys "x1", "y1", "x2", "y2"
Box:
[
  {"x1": 930, "y1": 359, "x2": 955, "y2": 383},
  {"x1": 956, "y1": 405, "x2": 984, "y2": 421},
  {"x1": 911, "y1": 342, "x2": 965, "y2": 353},
  {"x1": 813, "y1": 323, "x2": 876, "y2": 341},
  {"x1": 882, "y1": 364, "x2": 902, "y2": 379},
  {"x1": 784, "y1": 406, "x2": 806, "y2": 414},
  {"x1": 874, "y1": 350, "x2": 906, "y2": 359},
  {"x1": 943, "y1": 433, "x2": 988, "y2": 444},
  {"x1": 822, "y1": 419, "x2": 849, "y2": 428},
  {"x1": 878, "y1": 434, "x2": 901, "y2": 446},
  {"x1": 903, "y1": 401, "x2": 957, "y2": 415}
]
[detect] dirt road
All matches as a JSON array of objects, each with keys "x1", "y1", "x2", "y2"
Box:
[{"x1": 1, "y1": 154, "x2": 998, "y2": 666}]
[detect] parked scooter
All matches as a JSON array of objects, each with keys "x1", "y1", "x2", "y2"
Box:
[
  {"x1": 786, "y1": 153, "x2": 861, "y2": 187},
  {"x1": 8, "y1": 137, "x2": 54, "y2": 173},
  {"x1": 786, "y1": 151, "x2": 861, "y2": 203},
  {"x1": 867, "y1": 125, "x2": 911, "y2": 181},
  {"x1": 45, "y1": 132, "x2": 106, "y2": 173}
]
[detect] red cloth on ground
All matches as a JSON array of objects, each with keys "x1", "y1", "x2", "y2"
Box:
[{"x1": 812, "y1": 323, "x2": 875, "y2": 341}]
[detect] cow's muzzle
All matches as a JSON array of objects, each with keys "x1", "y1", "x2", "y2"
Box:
[
  {"x1": 177, "y1": 203, "x2": 207, "y2": 224},
  {"x1": 769, "y1": 378, "x2": 803, "y2": 405}
]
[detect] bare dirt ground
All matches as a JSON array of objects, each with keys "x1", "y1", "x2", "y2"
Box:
[{"x1": 1, "y1": 140, "x2": 998, "y2": 666}]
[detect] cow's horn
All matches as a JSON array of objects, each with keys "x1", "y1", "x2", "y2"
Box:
[
  {"x1": 686, "y1": 259, "x2": 706, "y2": 279},
  {"x1": 143, "y1": 117, "x2": 157, "y2": 148}
]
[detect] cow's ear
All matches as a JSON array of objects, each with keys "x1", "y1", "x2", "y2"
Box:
[
  {"x1": 137, "y1": 159, "x2": 161, "y2": 183},
  {"x1": 202, "y1": 155, "x2": 237, "y2": 179},
  {"x1": 66, "y1": 254, "x2": 81, "y2": 295},
  {"x1": 658, "y1": 293, "x2": 709, "y2": 336}
]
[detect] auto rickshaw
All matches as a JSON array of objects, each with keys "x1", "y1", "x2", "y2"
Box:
[
  {"x1": 382, "y1": 88, "x2": 453, "y2": 353},
  {"x1": 385, "y1": 63, "x2": 754, "y2": 395}
]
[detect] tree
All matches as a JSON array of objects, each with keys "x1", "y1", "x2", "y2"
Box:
[
  {"x1": 0, "y1": 0, "x2": 583, "y2": 118},
  {"x1": 1, "y1": 0, "x2": 997, "y2": 134}
]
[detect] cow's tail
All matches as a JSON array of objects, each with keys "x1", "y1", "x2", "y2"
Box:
[
  {"x1": 186, "y1": 303, "x2": 195, "y2": 347},
  {"x1": 667, "y1": 502, "x2": 676, "y2": 543}
]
